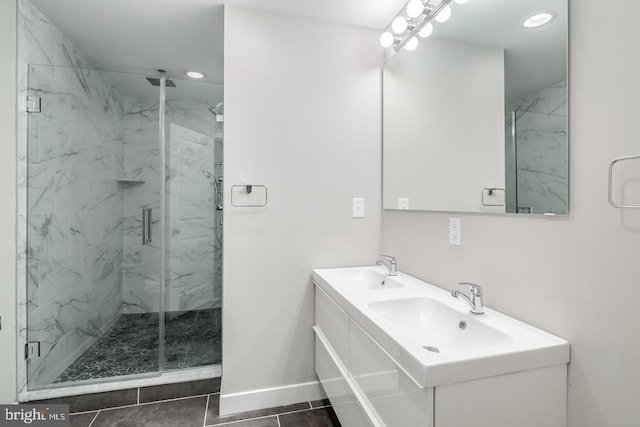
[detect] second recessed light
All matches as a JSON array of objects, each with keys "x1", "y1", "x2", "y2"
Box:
[
  {"x1": 184, "y1": 70, "x2": 207, "y2": 79},
  {"x1": 523, "y1": 12, "x2": 555, "y2": 28}
]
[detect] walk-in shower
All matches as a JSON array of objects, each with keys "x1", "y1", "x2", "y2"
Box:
[{"x1": 22, "y1": 64, "x2": 224, "y2": 390}]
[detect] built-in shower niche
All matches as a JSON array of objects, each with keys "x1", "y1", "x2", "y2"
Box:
[{"x1": 24, "y1": 62, "x2": 223, "y2": 388}]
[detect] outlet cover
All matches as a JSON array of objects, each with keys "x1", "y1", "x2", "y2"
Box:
[{"x1": 449, "y1": 217, "x2": 462, "y2": 245}]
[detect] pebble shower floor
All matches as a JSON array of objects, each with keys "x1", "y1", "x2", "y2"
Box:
[{"x1": 55, "y1": 308, "x2": 221, "y2": 383}]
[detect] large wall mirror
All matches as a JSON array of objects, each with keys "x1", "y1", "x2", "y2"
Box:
[{"x1": 383, "y1": 0, "x2": 568, "y2": 215}]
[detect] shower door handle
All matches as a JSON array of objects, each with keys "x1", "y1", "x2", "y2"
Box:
[{"x1": 142, "y1": 208, "x2": 152, "y2": 245}]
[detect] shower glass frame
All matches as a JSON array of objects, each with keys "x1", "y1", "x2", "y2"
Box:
[{"x1": 23, "y1": 64, "x2": 222, "y2": 390}]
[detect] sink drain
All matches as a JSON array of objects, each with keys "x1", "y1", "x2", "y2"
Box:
[{"x1": 423, "y1": 346, "x2": 440, "y2": 353}]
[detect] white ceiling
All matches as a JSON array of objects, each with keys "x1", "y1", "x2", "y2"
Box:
[
  {"x1": 29, "y1": 0, "x2": 566, "y2": 102},
  {"x1": 29, "y1": 0, "x2": 408, "y2": 84}
]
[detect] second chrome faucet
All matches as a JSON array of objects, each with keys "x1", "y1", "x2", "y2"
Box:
[
  {"x1": 376, "y1": 255, "x2": 397, "y2": 276},
  {"x1": 452, "y1": 282, "x2": 484, "y2": 314}
]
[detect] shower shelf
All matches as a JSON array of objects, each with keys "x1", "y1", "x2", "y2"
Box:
[{"x1": 116, "y1": 178, "x2": 146, "y2": 184}]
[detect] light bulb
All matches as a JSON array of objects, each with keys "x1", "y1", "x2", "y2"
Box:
[
  {"x1": 406, "y1": 0, "x2": 425, "y2": 18},
  {"x1": 454, "y1": 0, "x2": 469, "y2": 4},
  {"x1": 523, "y1": 12, "x2": 555, "y2": 28},
  {"x1": 391, "y1": 16, "x2": 409, "y2": 33},
  {"x1": 379, "y1": 32, "x2": 395, "y2": 48},
  {"x1": 434, "y1": 5, "x2": 452, "y2": 23},
  {"x1": 418, "y1": 22, "x2": 433, "y2": 38},
  {"x1": 404, "y1": 37, "x2": 419, "y2": 51}
]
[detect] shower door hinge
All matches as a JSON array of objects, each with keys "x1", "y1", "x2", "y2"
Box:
[
  {"x1": 25, "y1": 342, "x2": 41, "y2": 359},
  {"x1": 25, "y1": 96, "x2": 42, "y2": 113}
]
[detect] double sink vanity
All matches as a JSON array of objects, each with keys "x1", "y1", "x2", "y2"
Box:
[
  {"x1": 313, "y1": 264, "x2": 570, "y2": 427},
  {"x1": 321, "y1": 0, "x2": 572, "y2": 423}
]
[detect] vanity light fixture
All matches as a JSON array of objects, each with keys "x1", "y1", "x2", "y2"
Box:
[
  {"x1": 379, "y1": 0, "x2": 461, "y2": 52},
  {"x1": 418, "y1": 22, "x2": 434, "y2": 38},
  {"x1": 184, "y1": 70, "x2": 207, "y2": 79},
  {"x1": 523, "y1": 12, "x2": 555, "y2": 28},
  {"x1": 405, "y1": 36, "x2": 419, "y2": 51},
  {"x1": 392, "y1": 16, "x2": 409, "y2": 33},
  {"x1": 379, "y1": 32, "x2": 396, "y2": 48},
  {"x1": 434, "y1": 4, "x2": 452, "y2": 23},
  {"x1": 406, "y1": 0, "x2": 425, "y2": 18}
]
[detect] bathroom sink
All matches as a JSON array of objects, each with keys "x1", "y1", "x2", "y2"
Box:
[
  {"x1": 312, "y1": 266, "x2": 570, "y2": 388},
  {"x1": 315, "y1": 267, "x2": 403, "y2": 292},
  {"x1": 368, "y1": 297, "x2": 512, "y2": 355}
]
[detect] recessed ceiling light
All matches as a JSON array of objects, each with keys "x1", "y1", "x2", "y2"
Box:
[
  {"x1": 523, "y1": 12, "x2": 555, "y2": 28},
  {"x1": 184, "y1": 70, "x2": 206, "y2": 79}
]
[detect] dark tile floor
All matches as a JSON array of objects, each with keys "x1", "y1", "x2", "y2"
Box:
[
  {"x1": 55, "y1": 309, "x2": 221, "y2": 383},
  {"x1": 31, "y1": 379, "x2": 341, "y2": 427}
]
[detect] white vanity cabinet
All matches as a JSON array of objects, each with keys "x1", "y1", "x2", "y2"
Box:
[{"x1": 314, "y1": 283, "x2": 568, "y2": 427}]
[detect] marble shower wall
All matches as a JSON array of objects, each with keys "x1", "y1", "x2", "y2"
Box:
[
  {"x1": 121, "y1": 95, "x2": 221, "y2": 314},
  {"x1": 120, "y1": 95, "x2": 162, "y2": 313},
  {"x1": 506, "y1": 82, "x2": 568, "y2": 214},
  {"x1": 18, "y1": 0, "x2": 126, "y2": 387}
]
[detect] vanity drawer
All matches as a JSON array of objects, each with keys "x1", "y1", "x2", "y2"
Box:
[
  {"x1": 315, "y1": 283, "x2": 349, "y2": 364},
  {"x1": 314, "y1": 327, "x2": 377, "y2": 427},
  {"x1": 349, "y1": 320, "x2": 434, "y2": 427}
]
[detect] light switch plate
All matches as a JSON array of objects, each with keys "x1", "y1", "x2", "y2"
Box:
[
  {"x1": 353, "y1": 198, "x2": 364, "y2": 218},
  {"x1": 449, "y1": 217, "x2": 462, "y2": 245}
]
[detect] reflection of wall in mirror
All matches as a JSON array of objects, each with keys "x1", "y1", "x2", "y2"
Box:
[
  {"x1": 505, "y1": 82, "x2": 568, "y2": 215},
  {"x1": 383, "y1": 37, "x2": 505, "y2": 213}
]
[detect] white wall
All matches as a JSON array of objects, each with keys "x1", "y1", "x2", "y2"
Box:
[
  {"x1": 383, "y1": 38, "x2": 505, "y2": 213},
  {"x1": 382, "y1": 0, "x2": 640, "y2": 425},
  {"x1": 0, "y1": 0, "x2": 18, "y2": 404},
  {"x1": 221, "y1": 6, "x2": 382, "y2": 413}
]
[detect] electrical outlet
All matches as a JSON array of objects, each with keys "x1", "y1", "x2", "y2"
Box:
[
  {"x1": 398, "y1": 198, "x2": 409, "y2": 210},
  {"x1": 449, "y1": 217, "x2": 462, "y2": 245}
]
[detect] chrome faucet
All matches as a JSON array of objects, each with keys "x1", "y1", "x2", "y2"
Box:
[
  {"x1": 452, "y1": 282, "x2": 484, "y2": 314},
  {"x1": 376, "y1": 255, "x2": 397, "y2": 276}
]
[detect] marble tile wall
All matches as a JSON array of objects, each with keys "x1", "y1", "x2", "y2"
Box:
[
  {"x1": 506, "y1": 82, "x2": 568, "y2": 215},
  {"x1": 120, "y1": 95, "x2": 162, "y2": 313},
  {"x1": 18, "y1": 0, "x2": 126, "y2": 388}
]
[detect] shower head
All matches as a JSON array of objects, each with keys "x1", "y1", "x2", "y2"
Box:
[
  {"x1": 208, "y1": 102, "x2": 223, "y2": 115},
  {"x1": 146, "y1": 70, "x2": 176, "y2": 87},
  {"x1": 146, "y1": 77, "x2": 176, "y2": 87},
  {"x1": 202, "y1": 170, "x2": 220, "y2": 194}
]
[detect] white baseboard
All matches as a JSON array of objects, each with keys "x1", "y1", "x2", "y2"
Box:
[{"x1": 219, "y1": 380, "x2": 326, "y2": 416}]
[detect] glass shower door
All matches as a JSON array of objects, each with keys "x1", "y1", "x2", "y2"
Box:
[
  {"x1": 24, "y1": 65, "x2": 164, "y2": 387},
  {"x1": 163, "y1": 79, "x2": 223, "y2": 370}
]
